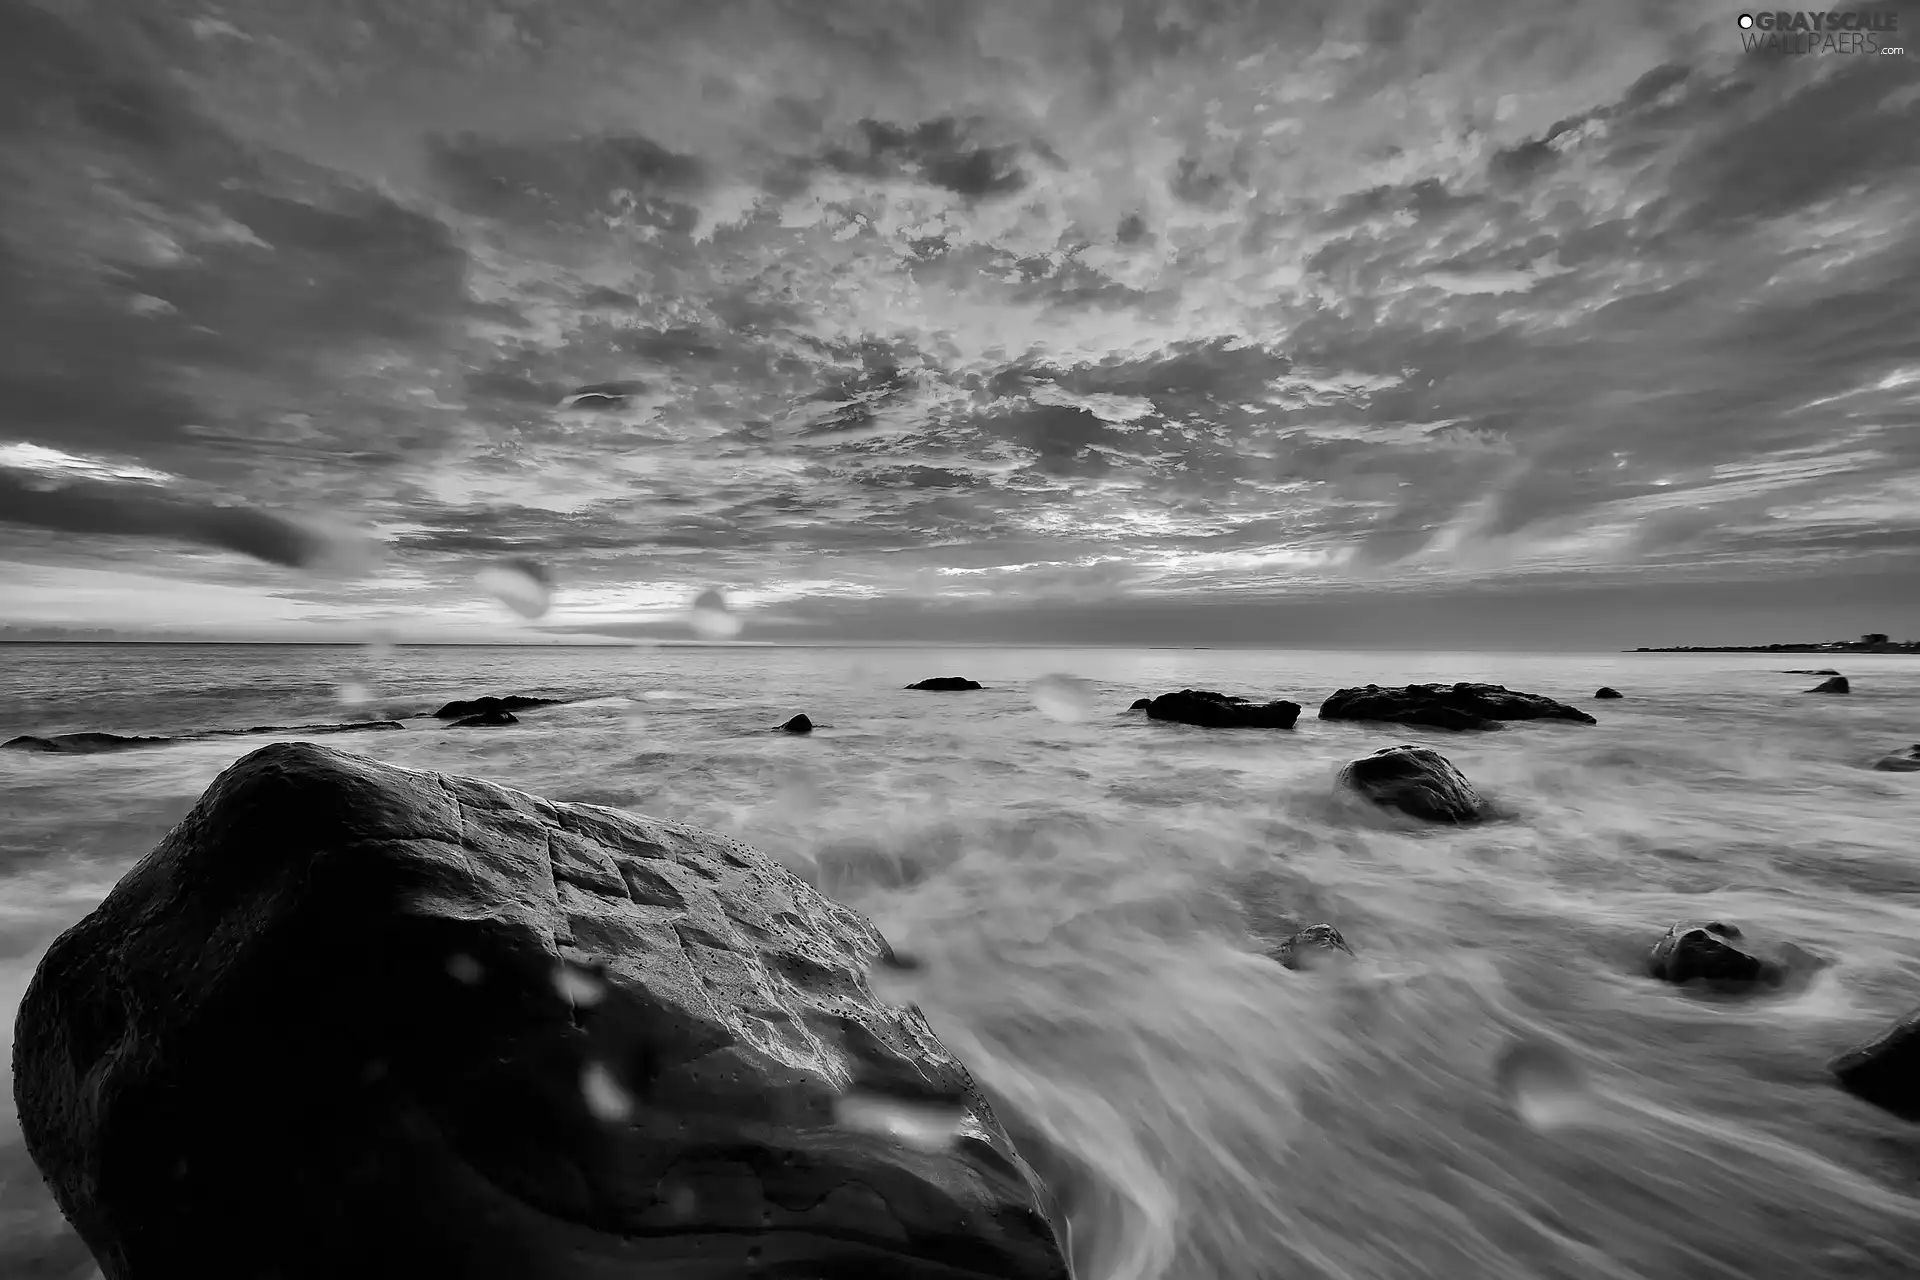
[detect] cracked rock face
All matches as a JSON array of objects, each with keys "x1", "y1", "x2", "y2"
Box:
[{"x1": 11, "y1": 743, "x2": 1068, "y2": 1279}]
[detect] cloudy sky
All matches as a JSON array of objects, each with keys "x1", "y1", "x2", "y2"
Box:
[{"x1": 2, "y1": 0, "x2": 1917, "y2": 647}]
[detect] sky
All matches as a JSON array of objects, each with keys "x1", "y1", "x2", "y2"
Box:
[{"x1": 1, "y1": 0, "x2": 1918, "y2": 648}]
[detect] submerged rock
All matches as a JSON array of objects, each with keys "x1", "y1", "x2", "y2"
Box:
[
  {"x1": 1595, "y1": 687, "x2": 1623, "y2": 699},
  {"x1": 1337, "y1": 745, "x2": 1485, "y2": 824},
  {"x1": 1647, "y1": 920, "x2": 1806, "y2": 991},
  {"x1": 1831, "y1": 1009, "x2": 1920, "y2": 1121},
  {"x1": 1783, "y1": 669, "x2": 1841, "y2": 675},
  {"x1": 1319, "y1": 683, "x2": 1596, "y2": 731},
  {"x1": 2, "y1": 731, "x2": 173, "y2": 754},
  {"x1": 1144, "y1": 689, "x2": 1301, "y2": 729},
  {"x1": 905, "y1": 677, "x2": 983, "y2": 691},
  {"x1": 432, "y1": 695, "x2": 566, "y2": 720},
  {"x1": 1871, "y1": 745, "x2": 1920, "y2": 772},
  {"x1": 449, "y1": 709, "x2": 517, "y2": 728},
  {"x1": 1808, "y1": 676, "x2": 1850, "y2": 694},
  {"x1": 778, "y1": 714, "x2": 814, "y2": 734},
  {"x1": 1273, "y1": 924, "x2": 1355, "y2": 971},
  {"x1": 10, "y1": 743, "x2": 1068, "y2": 1279}
]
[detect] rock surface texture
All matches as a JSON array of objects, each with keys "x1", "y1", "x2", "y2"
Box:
[
  {"x1": 1337, "y1": 745, "x2": 1486, "y2": 824},
  {"x1": 1830, "y1": 1009, "x2": 1920, "y2": 1121},
  {"x1": 1143, "y1": 689, "x2": 1301, "y2": 729},
  {"x1": 1318, "y1": 683, "x2": 1598, "y2": 732},
  {"x1": 11, "y1": 743, "x2": 1068, "y2": 1280},
  {"x1": 905, "y1": 678, "x2": 983, "y2": 691},
  {"x1": 1272, "y1": 925, "x2": 1355, "y2": 972},
  {"x1": 449, "y1": 709, "x2": 519, "y2": 728}
]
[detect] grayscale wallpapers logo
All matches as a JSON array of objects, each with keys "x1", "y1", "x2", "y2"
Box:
[{"x1": 1737, "y1": 11, "x2": 1904, "y2": 54}]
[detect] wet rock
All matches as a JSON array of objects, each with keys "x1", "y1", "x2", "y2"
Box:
[
  {"x1": 1318, "y1": 683, "x2": 1597, "y2": 732},
  {"x1": 1273, "y1": 924, "x2": 1354, "y2": 971},
  {"x1": 1809, "y1": 676, "x2": 1850, "y2": 694},
  {"x1": 1871, "y1": 745, "x2": 1920, "y2": 772},
  {"x1": 1647, "y1": 920, "x2": 1797, "y2": 990},
  {"x1": 1144, "y1": 689, "x2": 1301, "y2": 729},
  {"x1": 10, "y1": 743, "x2": 1068, "y2": 1280},
  {"x1": 1337, "y1": 745, "x2": 1485, "y2": 823},
  {"x1": 1128, "y1": 698, "x2": 1151, "y2": 710},
  {"x1": 1782, "y1": 669, "x2": 1841, "y2": 675},
  {"x1": 905, "y1": 677, "x2": 983, "y2": 691},
  {"x1": 2, "y1": 732, "x2": 173, "y2": 754},
  {"x1": 1831, "y1": 1009, "x2": 1920, "y2": 1121},
  {"x1": 449, "y1": 709, "x2": 518, "y2": 728},
  {"x1": 1595, "y1": 687, "x2": 1622, "y2": 699},
  {"x1": 778, "y1": 714, "x2": 814, "y2": 734},
  {"x1": 432, "y1": 695, "x2": 566, "y2": 720}
]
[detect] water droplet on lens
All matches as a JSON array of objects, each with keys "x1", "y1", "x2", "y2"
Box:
[
  {"x1": 336, "y1": 680, "x2": 374, "y2": 707},
  {"x1": 1495, "y1": 1037, "x2": 1598, "y2": 1132},
  {"x1": 446, "y1": 953, "x2": 484, "y2": 984},
  {"x1": 556, "y1": 962, "x2": 607, "y2": 1007},
  {"x1": 582, "y1": 1061, "x2": 634, "y2": 1122},
  {"x1": 622, "y1": 697, "x2": 648, "y2": 733},
  {"x1": 477, "y1": 558, "x2": 554, "y2": 620},
  {"x1": 834, "y1": 1089, "x2": 967, "y2": 1150},
  {"x1": 366, "y1": 628, "x2": 397, "y2": 660},
  {"x1": 667, "y1": 1185, "x2": 697, "y2": 1218},
  {"x1": 688, "y1": 587, "x2": 742, "y2": 639},
  {"x1": 1029, "y1": 673, "x2": 1098, "y2": 723},
  {"x1": 866, "y1": 946, "x2": 928, "y2": 1006}
]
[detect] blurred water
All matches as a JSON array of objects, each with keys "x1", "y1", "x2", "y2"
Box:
[{"x1": 4, "y1": 643, "x2": 1920, "y2": 1279}]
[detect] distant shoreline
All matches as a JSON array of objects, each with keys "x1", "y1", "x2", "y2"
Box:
[{"x1": 1626, "y1": 646, "x2": 1920, "y2": 654}]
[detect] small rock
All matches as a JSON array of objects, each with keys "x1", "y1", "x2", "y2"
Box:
[
  {"x1": 1782, "y1": 669, "x2": 1841, "y2": 675},
  {"x1": 1144, "y1": 689, "x2": 1300, "y2": 729},
  {"x1": 1831, "y1": 1008, "x2": 1920, "y2": 1121},
  {"x1": 1273, "y1": 924, "x2": 1354, "y2": 971},
  {"x1": 1594, "y1": 687, "x2": 1622, "y2": 699},
  {"x1": 1337, "y1": 745, "x2": 1485, "y2": 823},
  {"x1": 1647, "y1": 920, "x2": 1796, "y2": 990},
  {"x1": 778, "y1": 714, "x2": 813, "y2": 734},
  {"x1": 432, "y1": 695, "x2": 566, "y2": 720},
  {"x1": 449, "y1": 710, "x2": 517, "y2": 728},
  {"x1": 1318, "y1": 683, "x2": 1596, "y2": 732},
  {"x1": 1871, "y1": 745, "x2": 1920, "y2": 772},
  {"x1": 906, "y1": 678, "x2": 983, "y2": 691},
  {"x1": 1809, "y1": 676, "x2": 1850, "y2": 694}
]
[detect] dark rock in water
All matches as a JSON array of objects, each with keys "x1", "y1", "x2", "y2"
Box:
[
  {"x1": 1647, "y1": 920, "x2": 1800, "y2": 990},
  {"x1": 1129, "y1": 698, "x2": 1152, "y2": 711},
  {"x1": 905, "y1": 677, "x2": 983, "y2": 691},
  {"x1": 449, "y1": 709, "x2": 518, "y2": 728},
  {"x1": 216, "y1": 721, "x2": 407, "y2": 739},
  {"x1": 2, "y1": 732, "x2": 173, "y2": 754},
  {"x1": 10, "y1": 743, "x2": 1068, "y2": 1280},
  {"x1": 1337, "y1": 745, "x2": 1485, "y2": 824},
  {"x1": 1144, "y1": 689, "x2": 1301, "y2": 729},
  {"x1": 1808, "y1": 676, "x2": 1850, "y2": 694},
  {"x1": 1871, "y1": 744, "x2": 1920, "y2": 772},
  {"x1": 1783, "y1": 669, "x2": 1841, "y2": 675},
  {"x1": 1273, "y1": 924, "x2": 1354, "y2": 971},
  {"x1": 1595, "y1": 687, "x2": 1623, "y2": 699},
  {"x1": 1319, "y1": 683, "x2": 1597, "y2": 731},
  {"x1": 1831, "y1": 1009, "x2": 1920, "y2": 1121},
  {"x1": 432, "y1": 695, "x2": 566, "y2": 720},
  {"x1": 778, "y1": 714, "x2": 813, "y2": 734}
]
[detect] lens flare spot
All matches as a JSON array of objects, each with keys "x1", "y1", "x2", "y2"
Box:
[
  {"x1": 1030, "y1": 673, "x2": 1099, "y2": 723},
  {"x1": 477, "y1": 559, "x2": 554, "y2": 620}
]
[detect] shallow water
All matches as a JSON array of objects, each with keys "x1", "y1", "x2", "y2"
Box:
[{"x1": 4, "y1": 643, "x2": 1920, "y2": 1279}]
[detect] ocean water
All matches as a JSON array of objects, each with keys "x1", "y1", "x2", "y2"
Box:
[{"x1": 4, "y1": 643, "x2": 1920, "y2": 1280}]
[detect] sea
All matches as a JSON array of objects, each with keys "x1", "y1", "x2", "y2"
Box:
[{"x1": 4, "y1": 642, "x2": 1920, "y2": 1280}]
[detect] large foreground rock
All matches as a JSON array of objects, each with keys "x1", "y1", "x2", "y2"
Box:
[
  {"x1": 1143, "y1": 689, "x2": 1301, "y2": 729},
  {"x1": 1831, "y1": 1009, "x2": 1920, "y2": 1121},
  {"x1": 1872, "y1": 745, "x2": 1920, "y2": 772},
  {"x1": 1337, "y1": 745, "x2": 1485, "y2": 823},
  {"x1": 1319, "y1": 683, "x2": 1597, "y2": 731},
  {"x1": 11, "y1": 744, "x2": 1068, "y2": 1279}
]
